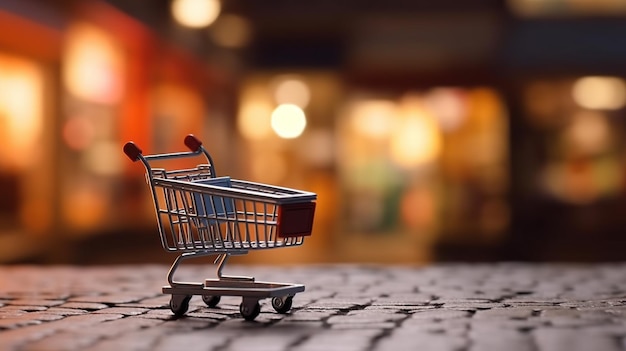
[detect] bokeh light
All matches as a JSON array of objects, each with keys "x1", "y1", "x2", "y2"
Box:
[
  {"x1": 171, "y1": 0, "x2": 221, "y2": 28},
  {"x1": 350, "y1": 100, "x2": 396, "y2": 139},
  {"x1": 271, "y1": 103, "x2": 307, "y2": 139},
  {"x1": 63, "y1": 23, "x2": 124, "y2": 105},
  {"x1": 424, "y1": 88, "x2": 467, "y2": 132},
  {"x1": 238, "y1": 100, "x2": 273, "y2": 140},
  {"x1": 572, "y1": 76, "x2": 626, "y2": 110},
  {"x1": 273, "y1": 77, "x2": 311, "y2": 108},
  {"x1": 564, "y1": 111, "x2": 611, "y2": 155},
  {"x1": 83, "y1": 140, "x2": 123, "y2": 176},
  {"x1": 390, "y1": 101, "x2": 442, "y2": 168},
  {"x1": 63, "y1": 117, "x2": 96, "y2": 150},
  {"x1": 210, "y1": 14, "x2": 252, "y2": 48},
  {"x1": 0, "y1": 53, "x2": 43, "y2": 168}
]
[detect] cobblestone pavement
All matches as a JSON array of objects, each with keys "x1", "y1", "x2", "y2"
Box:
[{"x1": 1, "y1": 263, "x2": 626, "y2": 351}]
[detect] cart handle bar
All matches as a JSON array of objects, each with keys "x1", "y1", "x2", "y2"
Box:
[{"x1": 124, "y1": 134, "x2": 204, "y2": 162}]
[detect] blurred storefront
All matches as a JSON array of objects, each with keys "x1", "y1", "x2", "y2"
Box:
[
  {"x1": 1, "y1": 0, "x2": 626, "y2": 264},
  {"x1": 0, "y1": 0, "x2": 231, "y2": 263}
]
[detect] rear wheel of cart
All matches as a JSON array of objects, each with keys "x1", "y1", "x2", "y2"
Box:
[
  {"x1": 240, "y1": 299, "x2": 261, "y2": 321},
  {"x1": 271, "y1": 296, "x2": 293, "y2": 314},
  {"x1": 170, "y1": 294, "x2": 192, "y2": 316},
  {"x1": 202, "y1": 295, "x2": 221, "y2": 307}
]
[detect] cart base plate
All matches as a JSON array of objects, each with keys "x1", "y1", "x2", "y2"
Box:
[{"x1": 162, "y1": 280, "x2": 304, "y2": 298}]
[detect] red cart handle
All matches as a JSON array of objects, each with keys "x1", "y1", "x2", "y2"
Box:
[
  {"x1": 184, "y1": 134, "x2": 203, "y2": 152},
  {"x1": 123, "y1": 142, "x2": 142, "y2": 162}
]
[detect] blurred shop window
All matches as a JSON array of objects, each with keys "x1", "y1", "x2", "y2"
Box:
[
  {"x1": 513, "y1": 76, "x2": 626, "y2": 260},
  {"x1": 60, "y1": 22, "x2": 126, "y2": 236},
  {"x1": 234, "y1": 73, "x2": 509, "y2": 263},
  {"x1": 235, "y1": 72, "x2": 341, "y2": 263},
  {"x1": 0, "y1": 52, "x2": 52, "y2": 262},
  {"x1": 523, "y1": 77, "x2": 626, "y2": 205},
  {"x1": 337, "y1": 88, "x2": 508, "y2": 262},
  {"x1": 0, "y1": 54, "x2": 45, "y2": 227}
]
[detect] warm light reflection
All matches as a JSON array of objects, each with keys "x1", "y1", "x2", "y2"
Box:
[
  {"x1": 0, "y1": 54, "x2": 43, "y2": 169},
  {"x1": 84, "y1": 141, "x2": 124, "y2": 176},
  {"x1": 271, "y1": 104, "x2": 307, "y2": 139},
  {"x1": 298, "y1": 129, "x2": 335, "y2": 167},
  {"x1": 63, "y1": 117, "x2": 96, "y2": 150},
  {"x1": 572, "y1": 76, "x2": 626, "y2": 110},
  {"x1": 564, "y1": 111, "x2": 611, "y2": 155},
  {"x1": 350, "y1": 100, "x2": 396, "y2": 139},
  {"x1": 238, "y1": 100, "x2": 273, "y2": 140},
  {"x1": 425, "y1": 88, "x2": 467, "y2": 132},
  {"x1": 390, "y1": 100, "x2": 441, "y2": 168},
  {"x1": 273, "y1": 77, "x2": 311, "y2": 108},
  {"x1": 63, "y1": 22, "x2": 124, "y2": 104},
  {"x1": 171, "y1": 0, "x2": 221, "y2": 28},
  {"x1": 210, "y1": 14, "x2": 251, "y2": 48},
  {"x1": 250, "y1": 151, "x2": 287, "y2": 184}
]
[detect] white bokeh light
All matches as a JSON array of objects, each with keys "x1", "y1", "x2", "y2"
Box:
[
  {"x1": 271, "y1": 104, "x2": 307, "y2": 139},
  {"x1": 171, "y1": 0, "x2": 221, "y2": 28},
  {"x1": 572, "y1": 76, "x2": 626, "y2": 110}
]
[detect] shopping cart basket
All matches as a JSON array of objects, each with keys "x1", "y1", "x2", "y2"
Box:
[{"x1": 123, "y1": 135, "x2": 316, "y2": 320}]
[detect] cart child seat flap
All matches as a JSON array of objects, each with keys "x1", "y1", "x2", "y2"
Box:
[{"x1": 192, "y1": 177, "x2": 235, "y2": 219}]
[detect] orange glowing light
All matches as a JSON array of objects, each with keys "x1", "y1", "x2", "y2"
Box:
[
  {"x1": 63, "y1": 22, "x2": 125, "y2": 104},
  {"x1": 0, "y1": 53, "x2": 43, "y2": 169},
  {"x1": 390, "y1": 99, "x2": 441, "y2": 168}
]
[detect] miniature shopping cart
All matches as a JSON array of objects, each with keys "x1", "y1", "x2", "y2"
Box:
[{"x1": 123, "y1": 135, "x2": 316, "y2": 321}]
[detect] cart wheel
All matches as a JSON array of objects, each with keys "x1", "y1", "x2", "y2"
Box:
[
  {"x1": 170, "y1": 295, "x2": 192, "y2": 317},
  {"x1": 271, "y1": 296, "x2": 294, "y2": 314},
  {"x1": 239, "y1": 300, "x2": 261, "y2": 321},
  {"x1": 202, "y1": 295, "x2": 221, "y2": 307}
]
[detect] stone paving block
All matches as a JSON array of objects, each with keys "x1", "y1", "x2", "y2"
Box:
[
  {"x1": 306, "y1": 298, "x2": 372, "y2": 310},
  {"x1": 0, "y1": 307, "x2": 28, "y2": 317},
  {"x1": 78, "y1": 316, "x2": 165, "y2": 338},
  {"x1": 83, "y1": 327, "x2": 165, "y2": 351},
  {"x1": 470, "y1": 318, "x2": 546, "y2": 332},
  {"x1": 9, "y1": 311, "x2": 66, "y2": 323},
  {"x1": 6, "y1": 299, "x2": 65, "y2": 307},
  {"x1": 0, "y1": 317, "x2": 43, "y2": 329},
  {"x1": 91, "y1": 307, "x2": 149, "y2": 316},
  {"x1": 473, "y1": 307, "x2": 536, "y2": 319},
  {"x1": 0, "y1": 305, "x2": 47, "y2": 312},
  {"x1": 293, "y1": 329, "x2": 383, "y2": 351},
  {"x1": 58, "y1": 302, "x2": 110, "y2": 310},
  {"x1": 277, "y1": 310, "x2": 336, "y2": 322},
  {"x1": 534, "y1": 328, "x2": 622, "y2": 351},
  {"x1": 0, "y1": 313, "x2": 124, "y2": 350},
  {"x1": 41, "y1": 307, "x2": 89, "y2": 316},
  {"x1": 68, "y1": 294, "x2": 150, "y2": 304},
  {"x1": 228, "y1": 331, "x2": 306, "y2": 351},
  {"x1": 469, "y1": 328, "x2": 535, "y2": 351},
  {"x1": 409, "y1": 309, "x2": 471, "y2": 320},
  {"x1": 25, "y1": 331, "x2": 103, "y2": 351},
  {"x1": 152, "y1": 329, "x2": 234, "y2": 351},
  {"x1": 375, "y1": 331, "x2": 468, "y2": 351},
  {"x1": 371, "y1": 294, "x2": 433, "y2": 307},
  {"x1": 330, "y1": 322, "x2": 397, "y2": 330}
]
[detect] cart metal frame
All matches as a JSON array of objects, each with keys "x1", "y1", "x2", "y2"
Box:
[{"x1": 124, "y1": 135, "x2": 316, "y2": 320}]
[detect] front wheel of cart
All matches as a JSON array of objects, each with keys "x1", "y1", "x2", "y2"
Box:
[
  {"x1": 271, "y1": 296, "x2": 294, "y2": 314},
  {"x1": 202, "y1": 295, "x2": 221, "y2": 307},
  {"x1": 240, "y1": 300, "x2": 261, "y2": 321},
  {"x1": 170, "y1": 294, "x2": 192, "y2": 317}
]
